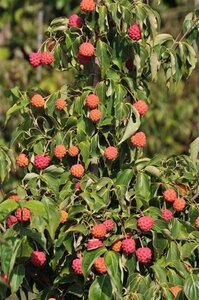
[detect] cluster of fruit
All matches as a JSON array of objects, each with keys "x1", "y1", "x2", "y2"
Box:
[{"x1": 15, "y1": 93, "x2": 149, "y2": 180}]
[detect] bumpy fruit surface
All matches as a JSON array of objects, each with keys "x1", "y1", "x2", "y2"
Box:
[
  {"x1": 80, "y1": 0, "x2": 96, "y2": 12},
  {"x1": 163, "y1": 188, "x2": 177, "y2": 203},
  {"x1": 41, "y1": 51, "x2": 54, "y2": 65},
  {"x1": 15, "y1": 208, "x2": 31, "y2": 221},
  {"x1": 60, "y1": 210, "x2": 68, "y2": 223},
  {"x1": 169, "y1": 286, "x2": 182, "y2": 297},
  {"x1": 34, "y1": 155, "x2": 51, "y2": 169},
  {"x1": 94, "y1": 257, "x2": 107, "y2": 273},
  {"x1": 91, "y1": 224, "x2": 107, "y2": 238},
  {"x1": 161, "y1": 209, "x2": 173, "y2": 222},
  {"x1": 125, "y1": 58, "x2": 134, "y2": 71},
  {"x1": 55, "y1": 98, "x2": 66, "y2": 110},
  {"x1": 87, "y1": 239, "x2": 103, "y2": 250},
  {"x1": 122, "y1": 238, "x2": 136, "y2": 254},
  {"x1": 29, "y1": 52, "x2": 42, "y2": 67},
  {"x1": 173, "y1": 197, "x2": 186, "y2": 212},
  {"x1": 128, "y1": 24, "x2": 142, "y2": 40},
  {"x1": 8, "y1": 194, "x2": 20, "y2": 201},
  {"x1": 89, "y1": 109, "x2": 101, "y2": 122},
  {"x1": 137, "y1": 216, "x2": 154, "y2": 231},
  {"x1": 69, "y1": 14, "x2": 83, "y2": 28},
  {"x1": 86, "y1": 94, "x2": 99, "y2": 109},
  {"x1": 68, "y1": 145, "x2": 79, "y2": 157},
  {"x1": 103, "y1": 219, "x2": 115, "y2": 232},
  {"x1": 72, "y1": 258, "x2": 83, "y2": 275},
  {"x1": 16, "y1": 153, "x2": 29, "y2": 167},
  {"x1": 78, "y1": 53, "x2": 91, "y2": 64},
  {"x1": 136, "y1": 247, "x2": 152, "y2": 264},
  {"x1": 30, "y1": 251, "x2": 46, "y2": 267},
  {"x1": 6, "y1": 215, "x2": 18, "y2": 228},
  {"x1": 133, "y1": 100, "x2": 148, "y2": 116},
  {"x1": 130, "y1": 132, "x2": 146, "y2": 147},
  {"x1": 111, "y1": 240, "x2": 122, "y2": 252},
  {"x1": 70, "y1": 164, "x2": 85, "y2": 178},
  {"x1": 195, "y1": 216, "x2": 199, "y2": 229},
  {"x1": 54, "y1": 145, "x2": 67, "y2": 159},
  {"x1": 30, "y1": 94, "x2": 45, "y2": 108},
  {"x1": 104, "y1": 146, "x2": 118, "y2": 161},
  {"x1": 79, "y1": 42, "x2": 95, "y2": 57}
]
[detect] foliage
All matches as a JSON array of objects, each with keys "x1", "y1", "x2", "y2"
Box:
[{"x1": 0, "y1": 0, "x2": 199, "y2": 299}]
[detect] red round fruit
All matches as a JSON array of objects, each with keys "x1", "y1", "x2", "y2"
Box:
[
  {"x1": 68, "y1": 145, "x2": 79, "y2": 157},
  {"x1": 195, "y1": 216, "x2": 199, "y2": 229},
  {"x1": 173, "y1": 197, "x2": 186, "y2": 212},
  {"x1": 103, "y1": 219, "x2": 115, "y2": 232},
  {"x1": 15, "y1": 208, "x2": 31, "y2": 221},
  {"x1": 16, "y1": 153, "x2": 29, "y2": 167},
  {"x1": 94, "y1": 257, "x2": 107, "y2": 273},
  {"x1": 86, "y1": 94, "x2": 99, "y2": 109},
  {"x1": 91, "y1": 224, "x2": 107, "y2": 238},
  {"x1": 80, "y1": 0, "x2": 96, "y2": 12},
  {"x1": 163, "y1": 189, "x2": 177, "y2": 203},
  {"x1": 122, "y1": 238, "x2": 136, "y2": 254},
  {"x1": 89, "y1": 109, "x2": 101, "y2": 122},
  {"x1": 34, "y1": 155, "x2": 51, "y2": 169},
  {"x1": 78, "y1": 52, "x2": 92, "y2": 64},
  {"x1": 133, "y1": 100, "x2": 149, "y2": 116},
  {"x1": 128, "y1": 24, "x2": 142, "y2": 41},
  {"x1": 6, "y1": 215, "x2": 18, "y2": 228},
  {"x1": 29, "y1": 52, "x2": 42, "y2": 67},
  {"x1": 8, "y1": 194, "x2": 20, "y2": 201},
  {"x1": 136, "y1": 247, "x2": 152, "y2": 264},
  {"x1": 69, "y1": 14, "x2": 83, "y2": 28},
  {"x1": 30, "y1": 251, "x2": 46, "y2": 267},
  {"x1": 87, "y1": 239, "x2": 103, "y2": 250},
  {"x1": 74, "y1": 182, "x2": 81, "y2": 191},
  {"x1": 72, "y1": 258, "x2": 83, "y2": 275},
  {"x1": 70, "y1": 164, "x2": 85, "y2": 178},
  {"x1": 54, "y1": 145, "x2": 67, "y2": 159},
  {"x1": 130, "y1": 132, "x2": 146, "y2": 147},
  {"x1": 41, "y1": 51, "x2": 54, "y2": 65},
  {"x1": 55, "y1": 98, "x2": 66, "y2": 110},
  {"x1": 161, "y1": 209, "x2": 173, "y2": 222},
  {"x1": 137, "y1": 216, "x2": 154, "y2": 232},
  {"x1": 30, "y1": 94, "x2": 45, "y2": 108},
  {"x1": 111, "y1": 240, "x2": 122, "y2": 252},
  {"x1": 79, "y1": 42, "x2": 95, "y2": 57},
  {"x1": 1, "y1": 273, "x2": 9, "y2": 284},
  {"x1": 104, "y1": 146, "x2": 118, "y2": 161}
]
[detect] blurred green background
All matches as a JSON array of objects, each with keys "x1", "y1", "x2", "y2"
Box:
[{"x1": 0, "y1": 0, "x2": 198, "y2": 191}]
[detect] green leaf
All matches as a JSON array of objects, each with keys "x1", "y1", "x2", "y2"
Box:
[
  {"x1": 190, "y1": 137, "x2": 199, "y2": 165},
  {"x1": 66, "y1": 224, "x2": 88, "y2": 236},
  {"x1": 96, "y1": 40, "x2": 111, "y2": 78},
  {"x1": 82, "y1": 247, "x2": 107, "y2": 279},
  {"x1": 154, "y1": 34, "x2": 174, "y2": 45},
  {"x1": 10, "y1": 264, "x2": 25, "y2": 294},
  {"x1": 104, "y1": 251, "x2": 122, "y2": 298},
  {"x1": 23, "y1": 201, "x2": 48, "y2": 218},
  {"x1": 42, "y1": 197, "x2": 61, "y2": 240},
  {"x1": 135, "y1": 172, "x2": 151, "y2": 204},
  {"x1": 88, "y1": 275, "x2": 112, "y2": 300},
  {"x1": 118, "y1": 107, "x2": 141, "y2": 144},
  {"x1": 0, "y1": 200, "x2": 19, "y2": 222},
  {"x1": 184, "y1": 274, "x2": 199, "y2": 300}
]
